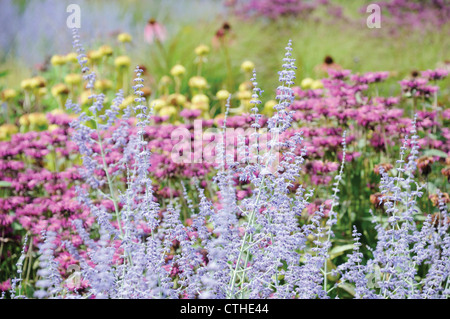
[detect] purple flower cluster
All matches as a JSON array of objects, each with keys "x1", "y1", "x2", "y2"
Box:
[
  {"x1": 227, "y1": 0, "x2": 449, "y2": 35},
  {"x1": 226, "y1": 0, "x2": 343, "y2": 21}
]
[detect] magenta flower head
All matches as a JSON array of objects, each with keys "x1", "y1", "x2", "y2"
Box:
[
  {"x1": 421, "y1": 68, "x2": 449, "y2": 81},
  {"x1": 327, "y1": 69, "x2": 351, "y2": 80},
  {"x1": 144, "y1": 18, "x2": 167, "y2": 44},
  {"x1": 180, "y1": 109, "x2": 201, "y2": 120}
]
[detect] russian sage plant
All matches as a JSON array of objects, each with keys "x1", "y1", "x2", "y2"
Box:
[
  {"x1": 19, "y1": 28, "x2": 449, "y2": 299},
  {"x1": 335, "y1": 118, "x2": 450, "y2": 298}
]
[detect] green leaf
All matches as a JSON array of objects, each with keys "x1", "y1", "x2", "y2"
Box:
[
  {"x1": 0, "y1": 70, "x2": 8, "y2": 78},
  {"x1": 12, "y1": 221, "x2": 23, "y2": 231},
  {"x1": 423, "y1": 149, "x2": 448, "y2": 158},
  {"x1": 329, "y1": 244, "x2": 355, "y2": 259},
  {"x1": 412, "y1": 205, "x2": 423, "y2": 215},
  {"x1": 272, "y1": 274, "x2": 285, "y2": 282},
  {"x1": 357, "y1": 138, "x2": 367, "y2": 150},
  {"x1": 0, "y1": 181, "x2": 12, "y2": 187},
  {"x1": 427, "y1": 132, "x2": 438, "y2": 140},
  {"x1": 326, "y1": 259, "x2": 339, "y2": 281},
  {"x1": 338, "y1": 283, "x2": 356, "y2": 297},
  {"x1": 426, "y1": 182, "x2": 438, "y2": 194}
]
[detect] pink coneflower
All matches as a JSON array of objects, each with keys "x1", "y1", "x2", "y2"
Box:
[
  {"x1": 144, "y1": 18, "x2": 167, "y2": 44},
  {"x1": 441, "y1": 167, "x2": 450, "y2": 182},
  {"x1": 421, "y1": 68, "x2": 448, "y2": 81},
  {"x1": 212, "y1": 22, "x2": 233, "y2": 49},
  {"x1": 429, "y1": 193, "x2": 450, "y2": 207},
  {"x1": 370, "y1": 193, "x2": 385, "y2": 209},
  {"x1": 373, "y1": 163, "x2": 393, "y2": 175},
  {"x1": 416, "y1": 156, "x2": 434, "y2": 176}
]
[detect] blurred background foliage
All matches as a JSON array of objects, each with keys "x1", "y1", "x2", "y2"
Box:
[{"x1": 0, "y1": 0, "x2": 448, "y2": 99}]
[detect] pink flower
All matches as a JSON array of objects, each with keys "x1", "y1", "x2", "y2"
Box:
[
  {"x1": 187, "y1": 231, "x2": 198, "y2": 240},
  {"x1": 443, "y1": 109, "x2": 450, "y2": 120},
  {"x1": 236, "y1": 190, "x2": 248, "y2": 200},
  {"x1": 0, "y1": 214, "x2": 14, "y2": 226},
  {"x1": 0, "y1": 279, "x2": 11, "y2": 291},
  {"x1": 144, "y1": 19, "x2": 167, "y2": 44},
  {"x1": 55, "y1": 252, "x2": 78, "y2": 270},
  {"x1": 326, "y1": 162, "x2": 339, "y2": 172},
  {"x1": 421, "y1": 69, "x2": 448, "y2": 81},
  {"x1": 65, "y1": 278, "x2": 89, "y2": 292},
  {"x1": 71, "y1": 235, "x2": 83, "y2": 247}
]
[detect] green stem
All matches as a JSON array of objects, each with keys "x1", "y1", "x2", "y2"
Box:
[
  {"x1": 197, "y1": 60, "x2": 203, "y2": 76},
  {"x1": 381, "y1": 123, "x2": 390, "y2": 158},
  {"x1": 155, "y1": 39, "x2": 169, "y2": 71},
  {"x1": 25, "y1": 238, "x2": 33, "y2": 288},
  {"x1": 221, "y1": 43, "x2": 233, "y2": 91},
  {"x1": 24, "y1": 91, "x2": 31, "y2": 113},
  {"x1": 174, "y1": 77, "x2": 181, "y2": 95},
  {"x1": 0, "y1": 229, "x2": 4, "y2": 268},
  {"x1": 228, "y1": 175, "x2": 266, "y2": 299},
  {"x1": 94, "y1": 113, "x2": 123, "y2": 237}
]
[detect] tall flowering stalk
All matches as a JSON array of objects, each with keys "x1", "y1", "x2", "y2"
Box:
[
  {"x1": 323, "y1": 131, "x2": 347, "y2": 293},
  {"x1": 9, "y1": 235, "x2": 28, "y2": 299}
]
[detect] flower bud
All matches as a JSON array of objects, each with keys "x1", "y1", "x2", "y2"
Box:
[
  {"x1": 119, "y1": 95, "x2": 135, "y2": 109},
  {"x1": 195, "y1": 44, "x2": 210, "y2": 56},
  {"x1": 19, "y1": 114, "x2": 30, "y2": 126},
  {"x1": 159, "y1": 105, "x2": 177, "y2": 117},
  {"x1": 216, "y1": 89, "x2": 230, "y2": 100},
  {"x1": 150, "y1": 99, "x2": 167, "y2": 111},
  {"x1": 311, "y1": 80, "x2": 324, "y2": 90},
  {"x1": 30, "y1": 76, "x2": 46, "y2": 89},
  {"x1": 21, "y1": 79, "x2": 33, "y2": 90},
  {"x1": 64, "y1": 73, "x2": 82, "y2": 86},
  {"x1": 51, "y1": 84, "x2": 69, "y2": 97},
  {"x1": 237, "y1": 90, "x2": 252, "y2": 101},
  {"x1": 300, "y1": 78, "x2": 314, "y2": 89},
  {"x1": 239, "y1": 81, "x2": 253, "y2": 92},
  {"x1": 37, "y1": 87, "x2": 48, "y2": 97},
  {"x1": 65, "y1": 52, "x2": 78, "y2": 63},
  {"x1": 99, "y1": 45, "x2": 113, "y2": 57},
  {"x1": 263, "y1": 99, "x2": 277, "y2": 115},
  {"x1": 1, "y1": 89, "x2": 17, "y2": 101},
  {"x1": 170, "y1": 64, "x2": 186, "y2": 77},
  {"x1": 0, "y1": 124, "x2": 18, "y2": 136},
  {"x1": 28, "y1": 112, "x2": 48, "y2": 126},
  {"x1": 88, "y1": 50, "x2": 103, "y2": 63},
  {"x1": 114, "y1": 56, "x2": 131, "y2": 68},
  {"x1": 118, "y1": 32, "x2": 132, "y2": 43},
  {"x1": 94, "y1": 79, "x2": 113, "y2": 91},
  {"x1": 168, "y1": 93, "x2": 187, "y2": 106},
  {"x1": 191, "y1": 94, "x2": 209, "y2": 111},
  {"x1": 51, "y1": 54, "x2": 67, "y2": 66},
  {"x1": 188, "y1": 76, "x2": 208, "y2": 89},
  {"x1": 241, "y1": 60, "x2": 255, "y2": 73}
]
